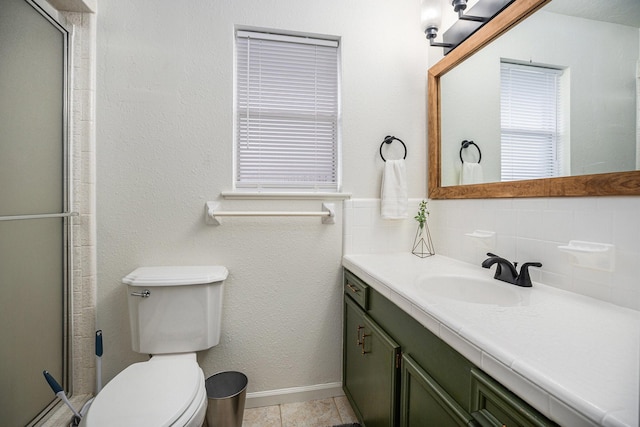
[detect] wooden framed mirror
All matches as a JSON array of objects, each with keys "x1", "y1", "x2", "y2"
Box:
[{"x1": 428, "y1": 0, "x2": 640, "y2": 199}]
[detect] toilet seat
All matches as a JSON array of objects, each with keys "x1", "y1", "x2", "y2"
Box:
[{"x1": 81, "y1": 354, "x2": 205, "y2": 427}]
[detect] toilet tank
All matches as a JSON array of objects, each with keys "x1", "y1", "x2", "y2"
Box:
[{"x1": 123, "y1": 266, "x2": 229, "y2": 354}]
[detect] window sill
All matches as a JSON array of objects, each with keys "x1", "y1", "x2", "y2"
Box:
[{"x1": 220, "y1": 191, "x2": 352, "y2": 201}]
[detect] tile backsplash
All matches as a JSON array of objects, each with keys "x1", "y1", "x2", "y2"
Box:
[
  {"x1": 344, "y1": 197, "x2": 640, "y2": 311},
  {"x1": 343, "y1": 199, "x2": 423, "y2": 256}
]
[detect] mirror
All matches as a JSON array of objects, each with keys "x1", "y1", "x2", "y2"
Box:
[{"x1": 428, "y1": 0, "x2": 640, "y2": 198}]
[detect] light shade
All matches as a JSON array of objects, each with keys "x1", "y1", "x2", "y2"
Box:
[{"x1": 421, "y1": 0, "x2": 443, "y2": 30}]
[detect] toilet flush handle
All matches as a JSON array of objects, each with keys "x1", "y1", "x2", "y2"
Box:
[{"x1": 130, "y1": 289, "x2": 151, "y2": 298}]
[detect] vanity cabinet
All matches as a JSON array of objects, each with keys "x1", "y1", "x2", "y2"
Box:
[
  {"x1": 343, "y1": 269, "x2": 558, "y2": 427},
  {"x1": 400, "y1": 353, "x2": 475, "y2": 426},
  {"x1": 344, "y1": 295, "x2": 400, "y2": 427}
]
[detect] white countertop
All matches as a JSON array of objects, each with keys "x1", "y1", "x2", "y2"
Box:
[{"x1": 342, "y1": 253, "x2": 640, "y2": 427}]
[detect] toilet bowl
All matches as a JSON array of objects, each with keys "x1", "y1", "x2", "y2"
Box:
[
  {"x1": 81, "y1": 266, "x2": 228, "y2": 427},
  {"x1": 80, "y1": 354, "x2": 207, "y2": 427}
]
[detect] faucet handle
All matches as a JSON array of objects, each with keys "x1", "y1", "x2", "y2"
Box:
[
  {"x1": 521, "y1": 262, "x2": 542, "y2": 268},
  {"x1": 486, "y1": 253, "x2": 516, "y2": 263},
  {"x1": 486, "y1": 252, "x2": 518, "y2": 269},
  {"x1": 515, "y1": 262, "x2": 542, "y2": 287}
]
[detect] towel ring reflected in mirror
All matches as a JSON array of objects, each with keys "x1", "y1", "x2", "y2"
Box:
[
  {"x1": 459, "y1": 140, "x2": 481, "y2": 164},
  {"x1": 379, "y1": 135, "x2": 408, "y2": 162}
]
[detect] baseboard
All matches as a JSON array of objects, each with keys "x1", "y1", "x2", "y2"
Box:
[{"x1": 245, "y1": 382, "x2": 344, "y2": 409}]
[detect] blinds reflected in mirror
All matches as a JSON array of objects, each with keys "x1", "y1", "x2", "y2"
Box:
[{"x1": 500, "y1": 61, "x2": 566, "y2": 181}]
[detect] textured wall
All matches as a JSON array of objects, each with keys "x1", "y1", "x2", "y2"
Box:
[{"x1": 96, "y1": 0, "x2": 428, "y2": 394}]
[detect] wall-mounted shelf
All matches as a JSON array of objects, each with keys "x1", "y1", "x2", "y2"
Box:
[
  {"x1": 205, "y1": 201, "x2": 335, "y2": 225},
  {"x1": 557, "y1": 240, "x2": 615, "y2": 272}
]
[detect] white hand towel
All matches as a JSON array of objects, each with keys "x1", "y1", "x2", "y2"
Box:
[
  {"x1": 460, "y1": 162, "x2": 483, "y2": 185},
  {"x1": 381, "y1": 159, "x2": 408, "y2": 219}
]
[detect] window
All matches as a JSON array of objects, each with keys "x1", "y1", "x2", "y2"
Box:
[
  {"x1": 500, "y1": 61, "x2": 564, "y2": 181},
  {"x1": 235, "y1": 30, "x2": 340, "y2": 191}
]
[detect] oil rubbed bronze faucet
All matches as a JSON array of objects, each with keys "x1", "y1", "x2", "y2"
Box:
[{"x1": 481, "y1": 253, "x2": 542, "y2": 287}]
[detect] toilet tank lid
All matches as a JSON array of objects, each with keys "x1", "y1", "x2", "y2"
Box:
[{"x1": 122, "y1": 266, "x2": 228, "y2": 286}]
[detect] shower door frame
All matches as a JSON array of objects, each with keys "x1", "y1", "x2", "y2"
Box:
[{"x1": 0, "y1": 0, "x2": 75, "y2": 423}]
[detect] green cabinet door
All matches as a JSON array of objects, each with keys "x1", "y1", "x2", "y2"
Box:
[
  {"x1": 400, "y1": 354, "x2": 476, "y2": 427},
  {"x1": 470, "y1": 369, "x2": 559, "y2": 427},
  {"x1": 344, "y1": 295, "x2": 400, "y2": 427}
]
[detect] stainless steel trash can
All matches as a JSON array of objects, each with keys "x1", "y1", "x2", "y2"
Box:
[{"x1": 205, "y1": 371, "x2": 248, "y2": 427}]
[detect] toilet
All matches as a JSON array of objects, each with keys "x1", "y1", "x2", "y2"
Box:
[{"x1": 81, "y1": 265, "x2": 229, "y2": 427}]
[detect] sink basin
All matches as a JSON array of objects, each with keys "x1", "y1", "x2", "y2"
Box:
[{"x1": 414, "y1": 274, "x2": 522, "y2": 306}]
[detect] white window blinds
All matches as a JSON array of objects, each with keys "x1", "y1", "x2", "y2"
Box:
[
  {"x1": 235, "y1": 31, "x2": 340, "y2": 190},
  {"x1": 500, "y1": 62, "x2": 563, "y2": 182}
]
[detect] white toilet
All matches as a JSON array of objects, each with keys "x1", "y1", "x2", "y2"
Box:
[{"x1": 81, "y1": 265, "x2": 229, "y2": 427}]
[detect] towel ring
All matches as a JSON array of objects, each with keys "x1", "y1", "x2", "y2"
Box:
[
  {"x1": 379, "y1": 135, "x2": 407, "y2": 162},
  {"x1": 459, "y1": 140, "x2": 481, "y2": 164}
]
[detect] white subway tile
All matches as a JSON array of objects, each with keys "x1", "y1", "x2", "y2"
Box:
[
  {"x1": 539, "y1": 271, "x2": 573, "y2": 292},
  {"x1": 547, "y1": 197, "x2": 594, "y2": 212},
  {"x1": 345, "y1": 197, "x2": 640, "y2": 308},
  {"x1": 541, "y1": 209, "x2": 573, "y2": 243},
  {"x1": 353, "y1": 206, "x2": 373, "y2": 227},
  {"x1": 353, "y1": 199, "x2": 378, "y2": 208},
  {"x1": 572, "y1": 210, "x2": 613, "y2": 243},
  {"x1": 517, "y1": 210, "x2": 543, "y2": 239},
  {"x1": 539, "y1": 241, "x2": 572, "y2": 276},
  {"x1": 513, "y1": 197, "x2": 548, "y2": 211},
  {"x1": 572, "y1": 266, "x2": 612, "y2": 287},
  {"x1": 612, "y1": 209, "x2": 640, "y2": 253},
  {"x1": 515, "y1": 238, "x2": 544, "y2": 264},
  {"x1": 572, "y1": 278, "x2": 612, "y2": 302},
  {"x1": 494, "y1": 235, "x2": 517, "y2": 260},
  {"x1": 493, "y1": 208, "x2": 518, "y2": 236},
  {"x1": 482, "y1": 198, "x2": 513, "y2": 210},
  {"x1": 473, "y1": 208, "x2": 497, "y2": 232}
]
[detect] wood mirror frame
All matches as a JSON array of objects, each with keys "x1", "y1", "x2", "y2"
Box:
[{"x1": 427, "y1": 0, "x2": 640, "y2": 199}]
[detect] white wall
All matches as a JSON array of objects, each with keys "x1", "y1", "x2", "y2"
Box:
[
  {"x1": 94, "y1": 0, "x2": 640, "y2": 406},
  {"x1": 96, "y1": 0, "x2": 427, "y2": 396}
]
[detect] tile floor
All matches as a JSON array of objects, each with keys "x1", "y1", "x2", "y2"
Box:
[{"x1": 242, "y1": 396, "x2": 359, "y2": 427}]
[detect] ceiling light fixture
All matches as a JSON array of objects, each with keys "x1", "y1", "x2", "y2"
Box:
[
  {"x1": 422, "y1": 0, "x2": 514, "y2": 54},
  {"x1": 421, "y1": 0, "x2": 454, "y2": 48},
  {"x1": 452, "y1": 0, "x2": 489, "y2": 22}
]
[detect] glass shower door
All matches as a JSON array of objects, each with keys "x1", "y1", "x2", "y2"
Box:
[{"x1": 0, "y1": 0, "x2": 71, "y2": 425}]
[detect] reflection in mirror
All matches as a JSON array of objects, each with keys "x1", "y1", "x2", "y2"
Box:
[{"x1": 436, "y1": 0, "x2": 640, "y2": 188}]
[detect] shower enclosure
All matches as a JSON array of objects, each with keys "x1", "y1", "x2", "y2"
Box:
[{"x1": 0, "y1": 0, "x2": 72, "y2": 424}]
